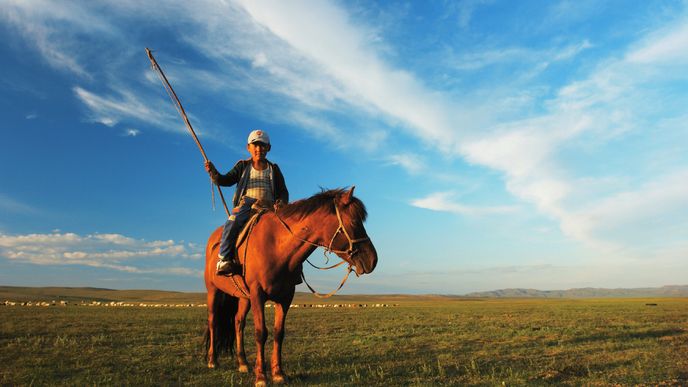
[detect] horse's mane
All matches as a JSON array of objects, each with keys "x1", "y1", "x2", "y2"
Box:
[{"x1": 279, "y1": 188, "x2": 368, "y2": 223}]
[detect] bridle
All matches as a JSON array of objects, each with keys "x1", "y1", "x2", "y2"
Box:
[
  {"x1": 276, "y1": 198, "x2": 369, "y2": 263},
  {"x1": 275, "y1": 198, "x2": 370, "y2": 298},
  {"x1": 327, "y1": 199, "x2": 370, "y2": 260}
]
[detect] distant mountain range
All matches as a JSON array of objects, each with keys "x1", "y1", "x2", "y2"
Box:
[{"x1": 464, "y1": 285, "x2": 688, "y2": 298}]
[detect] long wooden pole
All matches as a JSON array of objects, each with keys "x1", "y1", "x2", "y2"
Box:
[{"x1": 145, "y1": 48, "x2": 230, "y2": 218}]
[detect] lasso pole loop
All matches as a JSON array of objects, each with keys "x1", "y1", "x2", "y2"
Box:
[{"x1": 145, "y1": 48, "x2": 231, "y2": 219}]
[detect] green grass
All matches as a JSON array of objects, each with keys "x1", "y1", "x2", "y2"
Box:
[{"x1": 2, "y1": 297, "x2": 687, "y2": 385}]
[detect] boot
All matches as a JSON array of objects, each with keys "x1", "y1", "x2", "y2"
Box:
[
  {"x1": 216, "y1": 254, "x2": 242, "y2": 276},
  {"x1": 217, "y1": 218, "x2": 244, "y2": 276}
]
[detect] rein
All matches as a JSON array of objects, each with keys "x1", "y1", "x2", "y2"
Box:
[{"x1": 300, "y1": 266, "x2": 354, "y2": 299}]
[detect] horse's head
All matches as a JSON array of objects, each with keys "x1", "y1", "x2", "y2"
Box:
[
  {"x1": 329, "y1": 186, "x2": 378, "y2": 276},
  {"x1": 278, "y1": 186, "x2": 378, "y2": 276}
]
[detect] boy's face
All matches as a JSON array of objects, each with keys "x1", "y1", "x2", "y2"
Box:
[{"x1": 247, "y1": 141, "x2": 270, "y2": 162}]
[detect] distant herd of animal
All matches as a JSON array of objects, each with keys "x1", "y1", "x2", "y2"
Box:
[{"x1": 2, "y1": 300, "x2": 395, "y2": 308}]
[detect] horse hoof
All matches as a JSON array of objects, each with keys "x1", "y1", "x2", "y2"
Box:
[
  {"x1": 207, "y1": 362, "x2": 216, "y2": 369},
  {"x1": 255, "y1": 373, "x2": 268, "y2": 387},
  {"x1": 273, "y1": 374, "x2": 286, "y2": 384},
  {"x1": 238, "y1": 364, "x2": 249, "y2": 373}
]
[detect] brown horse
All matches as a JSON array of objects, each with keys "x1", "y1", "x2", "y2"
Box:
[{"x1": 204, "y1": 187, "x2": 377, "y2": 386}]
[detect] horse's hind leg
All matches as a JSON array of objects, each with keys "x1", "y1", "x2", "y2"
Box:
[{"x1": 235, "y1": 297, "x2": 251, "y2": 372}]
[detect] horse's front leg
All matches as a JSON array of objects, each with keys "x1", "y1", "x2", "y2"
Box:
[
  {"x1": 206, "y1": 289, "x2": 218, "y2": 369},
  {"x1": 251, "y1": 291, "x2": 268, "y2": 387},
  {"x1": 235, "y1": 297, "x2": 251, "y2": 373},
  {"x1": 271, "y1": 293, "x2": 294, "y2": 384}
]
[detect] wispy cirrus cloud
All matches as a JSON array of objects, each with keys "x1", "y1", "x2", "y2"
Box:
[
  {"x1": 234, "y1": 0, "x2": 470, "y2": 150},
  {"x1": 385, "y1": 153, "x2": 426, "y2": 175},
  {"x1": 0, "y1": 0, "x2": 116, "y2": 79},
  {"x1": 452, "y1": 0, "x2": 493, "y2": 30},
  {"x1": 0, "y1": 193, "x2": 37, "y2": 215},
  {"x1": 73, "y1": 86, "x2": 180, "y2": 132},
  {"x1": 2, "y1": 2, "x2": 201, "y2": 135},
  {"x1": 411, "y1": 191, "x2": 517, "y2": 216},
  {"x1": 449, "y1": 39, "x2": 592, "y2": 71},
  {"x1": 562, "y1": 170, "x2": 688, "y2": 250},
  {"x1": 456, "y1": 15, "x2": 688, "y2": 252},
  {"x1": 0, "y1": 231, "x2": 202, "y2": 276},
  {"x1": 2, "y1": 0, "x2": 383, "y2": 143},
  {"x1": 626, "y1": 20, "x2": 688, "y2": 64}
]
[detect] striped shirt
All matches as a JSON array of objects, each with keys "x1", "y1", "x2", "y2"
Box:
[{"x1": 244, "y1": 165, "x2": 273, "y2": 202}]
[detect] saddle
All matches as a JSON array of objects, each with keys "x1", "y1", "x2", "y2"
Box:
[
  {"x1": 219, "y1": 207, "x2": 303, "y2": 288},
  {"x1": 235, "y1": 208, "x2": 268, "y2": 252}
]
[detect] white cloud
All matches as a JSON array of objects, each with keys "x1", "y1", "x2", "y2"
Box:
[
  {"x1": 0, "y1": 0, "x2": 116, "y2": 78},
  {"x1": 553, "y1": 39, "x2": 593, "y2": 61},
  {"x1": 0, "y1": 231, "x2": 202, "y2": 275},
  {"x1": 627, "y1": 21, "x2": 688, "y2": 64},
  {"x1": 252, "y1": 52, "x2": 269, "y2": 68},
  {"x1": 73, "y1": 86, "x2": 180, "y2": 132},
  {"x1": 385, "y1": 153, "x2": 425, "y2": 174},
  {"x1": 411, "y1": 191, "x2": 517, "y2": 216},
  {"x1": 453, "y1": 0, "x2": 493, "y2": 30},
  {"x1": 235, "y1": 0, "x2": 468, "y2": 149},
  {"x1": 0, "y1": 193, "x2": 37, "y2": 214},
  {"x1": 449, "y1": 40, "x2": 592, "y2": 71},
  {"x1": 2, "y1": 2, "x2": 210, "y2": 136},
  {"x1": 564, "y1": 170, "x2": 688, "y2": 248},
  {"x1": 452, "y1": 47, "x2": 531, "y2": 71},
  {"x1": 4, "y1": 0, "x2": 461, "y2": 150},
  {"x1": 449, "y1": 16, "x2": 688, "y2": 255}
]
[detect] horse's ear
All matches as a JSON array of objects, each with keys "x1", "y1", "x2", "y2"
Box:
[{"x1": 342, "y1": 185, "x2": 355, "y2": 205}]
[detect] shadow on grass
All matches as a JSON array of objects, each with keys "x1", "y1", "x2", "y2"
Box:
[
  {"x1": 568, "y1": 328, "x2": 685, "y2": 345},
  {"x1": 534, "y1": 360, "x2": 629, "y2": 384}
]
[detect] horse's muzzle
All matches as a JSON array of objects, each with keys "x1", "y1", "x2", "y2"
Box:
[{"x1": 354, "y1": 242, "x2": 377, "y2": 275}]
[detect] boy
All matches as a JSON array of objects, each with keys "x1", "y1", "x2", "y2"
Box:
[{"x1": 205, "y1": 130, "x2": 288, "y2": 275}]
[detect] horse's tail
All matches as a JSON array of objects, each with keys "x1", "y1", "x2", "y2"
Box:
[{"x1": 203, "y1": 290, "x2": 237, "y2": 361}]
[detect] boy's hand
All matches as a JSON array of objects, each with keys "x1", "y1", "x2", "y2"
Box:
[{"x1": 205, "y1": 161, "x2": 220, "y2": 183}]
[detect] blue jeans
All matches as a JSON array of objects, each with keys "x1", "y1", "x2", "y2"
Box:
[{"x1": 219, "y1": 197, "x2": 257, "y2": 260}]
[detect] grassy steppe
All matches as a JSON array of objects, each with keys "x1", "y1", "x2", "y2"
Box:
[
  {"x1": 1, "y1": 296, "x2": 687, "y2": 385},
  {"x1": 0, "y1": 286, "x2": 207, "y2": 304}
]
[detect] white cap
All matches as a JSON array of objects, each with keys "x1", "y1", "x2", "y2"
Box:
[{"x1": 247, "y1": 129, "x2": 270, "y2": 145}]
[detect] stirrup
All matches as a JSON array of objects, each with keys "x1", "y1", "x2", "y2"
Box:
[{"x1": 216, "y1": 259, "x2": 241, "y2": 276}]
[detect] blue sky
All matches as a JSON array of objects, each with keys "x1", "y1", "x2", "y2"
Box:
[{"x1": 1, "y1": 0, "x2": 687, "y2": 294}]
